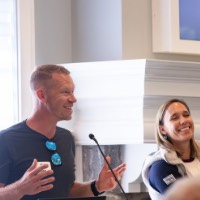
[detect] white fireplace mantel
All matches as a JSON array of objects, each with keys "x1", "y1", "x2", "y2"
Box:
[
  {"x1": 59, "y1": 59, "x2": 200, "y2": 145},
  {"x1": 61, "y1": 59, "x2": 146, "y2": 145}
]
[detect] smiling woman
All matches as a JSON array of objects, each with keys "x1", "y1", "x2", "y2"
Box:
[
  {"x1": 0, "y1": 0, "x2": 18, "y2": 130},
  {"x1": 142, "y1": 98, "x2": 200, "y2": 200}
]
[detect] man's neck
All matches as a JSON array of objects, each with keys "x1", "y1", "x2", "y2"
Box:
[{"x1": 26, "y1": 115, "x2": 57, "y2": 139}]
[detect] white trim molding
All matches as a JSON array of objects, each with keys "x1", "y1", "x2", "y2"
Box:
[{"x1": 17, "y1": 0, "x2": 35, "y2": 121}]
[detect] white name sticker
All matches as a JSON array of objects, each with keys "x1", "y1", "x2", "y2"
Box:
[{"x1": 163, "y1": 174, "x2": 176, "y2": 185}]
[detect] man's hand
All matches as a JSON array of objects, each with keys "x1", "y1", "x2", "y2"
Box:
[
  {"x1": 16, "y1": 159, "x2": 55, "y2": 197},
  {"x1": 95, "y1": 156, "x2": 126, "y2": 193}
]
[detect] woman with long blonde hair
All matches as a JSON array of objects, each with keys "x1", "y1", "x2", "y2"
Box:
[{"x1": 142, "y1": 99, "x2": 200, "y2": 200}]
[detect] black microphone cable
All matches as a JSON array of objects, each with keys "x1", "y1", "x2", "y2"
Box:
[{"x1": 89, "y1": 133, "x2": 129, "y2": 200}]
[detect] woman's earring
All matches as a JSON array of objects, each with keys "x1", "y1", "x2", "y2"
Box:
[{"x1": 162, "y1": 134, "x2": 168, "y2": 140}]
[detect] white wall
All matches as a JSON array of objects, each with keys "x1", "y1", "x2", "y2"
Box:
[
  {"x1": 33, "y1": 0, "x2": 200, "y2": 64},
  {"x1": 71, "y1": 0, "x2": 122, "y2": 62},
  {"x1": 34, "y1": 0, "x2": 72, "y2": 65}
]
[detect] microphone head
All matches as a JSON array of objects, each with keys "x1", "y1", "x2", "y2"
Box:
[{"x1": 89, "y1": 133, "x2": 95, "y2": 140}]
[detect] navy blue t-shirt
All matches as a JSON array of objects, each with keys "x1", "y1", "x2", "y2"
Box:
[
  {"x1": 149, "y1": 159, "x2": 182, "y2": 193},
  {"x1": 0, "y1": 121, "x2": 76, "y2": 200}
]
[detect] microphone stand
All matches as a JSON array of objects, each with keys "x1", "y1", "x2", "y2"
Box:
[{"x1": 89, "y1": 133, "x2": 129, "y2": 200}]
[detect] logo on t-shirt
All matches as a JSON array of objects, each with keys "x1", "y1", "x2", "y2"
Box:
[{"x1": 163, "y1": 174, "x2": 176, "y2": 185}]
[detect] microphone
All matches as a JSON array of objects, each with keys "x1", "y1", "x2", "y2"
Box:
[{"x1": 89, "y1": 133, "x2": 129, "y2": 200}]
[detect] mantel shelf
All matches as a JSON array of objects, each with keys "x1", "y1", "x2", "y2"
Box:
[{"x1": 58, "y1": 59, "x2": 200, "y2": 145}]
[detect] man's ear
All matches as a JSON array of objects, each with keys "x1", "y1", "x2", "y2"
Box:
[
  {"x1": 36, "y1": 88, "x2": 46, "y2": 102},
  {"x1": 159, "y1": 125, "x2": 167, "y2": 135}
]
